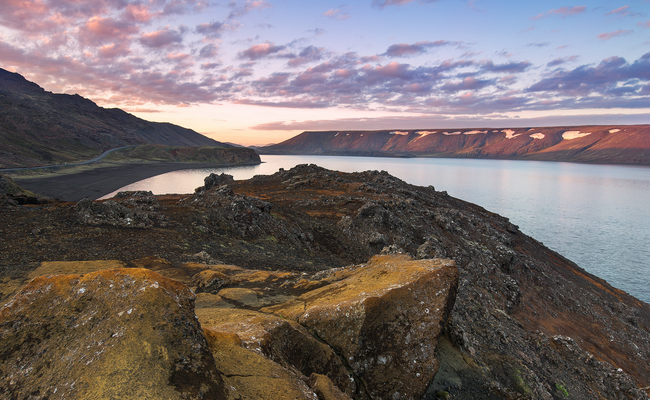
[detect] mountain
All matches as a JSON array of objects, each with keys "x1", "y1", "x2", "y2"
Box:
[
  {"x1": 260, "y1": 126, "x2": 650, "y2": 165},
  {"x1": 0, "y1": 68, "x2": 229, "y2": 168}
]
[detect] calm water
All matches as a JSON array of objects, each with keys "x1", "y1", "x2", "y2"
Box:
[{"x1": 102, "y1": 155, "x2": 650, "y2": 304}]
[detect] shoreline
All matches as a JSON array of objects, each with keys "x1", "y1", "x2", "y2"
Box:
[{"x1": 9, "y1": 161, "x2": 260, "y2": 202}]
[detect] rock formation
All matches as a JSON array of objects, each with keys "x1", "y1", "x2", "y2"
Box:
[
  {"x1": 0, "y1": 255, "x2": 458, "y2": 400},
  {"x1": 0, "y1": 268, "x2": 227, "y2": 399},
  {"x1": 1, "y1": 165, "x2": 649, "y2": 399}
]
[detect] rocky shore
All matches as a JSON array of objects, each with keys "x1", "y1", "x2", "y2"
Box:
[{"x1": 1, "y1": 165, "x2": 649, "y2": 399}]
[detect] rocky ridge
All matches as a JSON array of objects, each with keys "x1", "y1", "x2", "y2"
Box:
[{"x1": 1, "y1": 166, "x2": 649, "y2": 399}]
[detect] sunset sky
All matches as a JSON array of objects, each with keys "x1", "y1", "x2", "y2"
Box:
[{"x1": 1, "y1": 0, "x2": 649, "y2": 145}]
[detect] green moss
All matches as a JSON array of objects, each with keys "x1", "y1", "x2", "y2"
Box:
[
  {"x1": 512, "y1": 368, "x2": 532, "y2": 396},
  {"x1": 555, "y1": 383, "x2": 569, "y2": 397}
]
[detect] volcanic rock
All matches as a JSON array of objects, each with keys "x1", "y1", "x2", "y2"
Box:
[
  {"x1": 0, "y1": 268, "x2": 227, "y2": 399},
  {"x1": 264, "y1": 254, "x2": 459, "y2": 400}
]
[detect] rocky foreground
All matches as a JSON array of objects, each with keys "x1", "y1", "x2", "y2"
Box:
[{"x1": 1, "y1": 165, "x2": 650, "y2": 399}]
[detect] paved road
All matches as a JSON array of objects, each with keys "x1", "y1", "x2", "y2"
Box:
[{"x1": 0, "y1": 145, "x2": 137, "y2": 172}]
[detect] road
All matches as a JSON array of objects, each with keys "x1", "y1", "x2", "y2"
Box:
[{"x1": 0, "y1": 145, "x2": 137, "y2": 172}]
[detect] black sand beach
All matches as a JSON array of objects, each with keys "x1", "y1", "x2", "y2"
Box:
[{"x1": 10, "y1": 162, "x2": 251, "y2": 202}]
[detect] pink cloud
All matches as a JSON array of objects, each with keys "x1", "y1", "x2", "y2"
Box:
[
  {"x1": 79, "y1": 16, "x2": 139, "y2": 46},
  {"x1": 323, "y1": 8, "x2": 349, "y2": 20},
  {"x1": 373, "y1": 0, "x2": 439, "y2": 7},
  {"x1": 597, "y1": 30, "x2": 633, "y2": 41},
  {"x1": 122, "y1": 4, "x2": 154, "y2": 23},
  {"x1": 238, "y1": 42, "x2": 285, "y2": 60},
  {"x1": 97, "y1": 42, "x2": 131, "y2": 59},
  {"x1": 139, "y1": 27, "x2": 184, "y2": 48},
  {"x1": 606, "y1": 5, "x2": 630, "y2": 16},
  {"x1": 531, "y1": 6, "x2": 587, "y2": 20},
  {"x1": 639, "y1": 20, "x2": 650, "y2": 28}
]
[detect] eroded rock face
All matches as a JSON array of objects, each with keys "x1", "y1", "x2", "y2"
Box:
[
  {"x1": 0, "y1": 268, "x2": 226, "y2": 400},
  {"x1": 264, "y1": 254, "x2": 459, "y2": 400},
  {"x1": 198, "y1": 308, "x2": 356, "y2": 397}
]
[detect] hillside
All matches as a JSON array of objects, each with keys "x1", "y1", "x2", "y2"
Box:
[
  {"x1": 261, "y1": 126, "x2": 650, "y2": 165},
  {"x1": 0, "y1": 68, "x2": 229, "y2": 168},
  {"x1": 1, "y1": 166, "x2": 649, "y2": 399}
]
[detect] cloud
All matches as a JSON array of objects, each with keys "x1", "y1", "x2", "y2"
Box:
[
  {"x1": 527, "y1": 42, "x2": 550, "y2": 47},
  {"x1": 78, "y1": 16, "x2": 139, "y2": 46},
  {"x1": 249, "y1": 113, "x2": 650, "y2": 132},
  {"x1": 384, "y1": 40, "x2": 459, "y2": 57},
  {"x1": 198, "y1": 44, "x2": 219, "y2": 59},
  {"x1": 238, "y1": 42, "x2": 286, "y2": 60},
  {"x1": 196, "y1": 21, "x2": 225, "y2": 38},
  {"x1": 372, "y1": 0, "x2": 441, "y2": 7},
  {"x1": 547, "y1": 55, "x2": 579, "y2": 67},
  {"x1": 122, "y1": 4, "x2": 154, "y2": 23},
  {"x1": 639, "y1": 20, "x2": 650, "y2": 28},
  {"x1": 228, "y1": 0, "x2": 272, "y2": 19},
  {"x1": 531, "y1": 6, "x2": 587, "y2": 20},
  {"x1": 481, "y1": 60, "x2": 531, "y2": 73},
  {"x1": 287, "y1": 46, "x2": 326, "y2": 67},
  {"x1": 606, "y1": 5, "x2": 630, "y2": 16},
  {"x1": 323, "y1": 8, "x2": 349, "y2": 20},
  {"x1": 527, "y1": 53, "x2": 650, "y2": 96},
  {"x1": 597, "y1": 30, "x2": 633, "y2": 41},
  {"x1": 440, "y1": 77, "x2": 494, "y2": 92},
  {"x1": 139, "y1": 27, "x2": 185, "y2": 48},
  {"x1": 97, "y1": 42, "x2": 131, "y2": 59},
  {"x1": 235, "y1": 98, "x2": 332, "y2": 108}
]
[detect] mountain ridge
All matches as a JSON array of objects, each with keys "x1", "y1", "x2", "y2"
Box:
[
  {"x1": 260, "y1": 126, "x2": 650, "y2": 165},
  {"x1": 0, "y1": 68, "x2": 229, "y2": 168}
]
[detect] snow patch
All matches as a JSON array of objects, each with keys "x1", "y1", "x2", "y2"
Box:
[
  {"x1": 609, "y1": 129, "x2": 621, "y2": 133},
  {"x1": 415, "y1": 131, "x2": 437, "y2": 136},
  {"x1": 390, "y1": 131, "x2": 410, "y2": 135},
  {"x1": 442, "y1": 131, "x2": 461, "y2": 135},
  {"x1": 464, "y1": 130, "x2": 487, "y2": 135},
  {"x1": 334, "y1": 133, "x2": 339, "y2": 137},
  {"x1": 530, "y1": 133, "x2": 545, "y2": 139},
  {"x1": 502, "y1": 129, "x2": 521, "y2": 139},
  {"x1": 562, "y1": 131, "x2": 591, "y2": 140}
]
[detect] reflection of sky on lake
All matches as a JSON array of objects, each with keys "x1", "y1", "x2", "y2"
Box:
[{"x1": 102, "y1": 155, "x2": 650, "y2": 304}]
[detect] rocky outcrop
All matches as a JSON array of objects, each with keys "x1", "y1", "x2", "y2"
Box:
[
  {"x1": 0, "y1": 255, "x2": 459, "y2": 400},
  {"x1": 1, "y1": 165, "x2": 650, "y2": 399},
  {"x1": 75, "y1": 191, "x2": 170, "y2": 228},
  {"x1": 264, "y1": 255, "x2": 459, "y2": 400},
  {"x1": 0, "y1": 268, "x2": 227, "y2": 399}
]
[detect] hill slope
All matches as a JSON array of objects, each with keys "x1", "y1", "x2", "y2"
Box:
[
  {"x1": 261, "y1": 126, "x2": 650, "y2": 164},
  {"x1": 0, "y1": 68, "x2": 229, "y2": 168}
]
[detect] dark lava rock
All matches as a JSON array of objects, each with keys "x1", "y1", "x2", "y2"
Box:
[
  {"x1": 200, "y1": 173, "x2": 235, "y2": 191},
  {"x1": 75, "y1": 191, "x2": 167, "y2": 228},
  {"x1": 0, "y1": 268, "x2": 227, "y2": 400}
]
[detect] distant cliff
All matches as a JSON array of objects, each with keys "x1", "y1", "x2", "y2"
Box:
[
  {"x1": 260, "y1": 125, "x2": 650, "y2": 165},
  {"x1": 0, "y1": 68, "x2": 229, "y2": 168}
]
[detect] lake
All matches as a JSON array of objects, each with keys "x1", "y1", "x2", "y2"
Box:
[{"x1": 102, "y1": 155, "x2": 650, "y2": 304}]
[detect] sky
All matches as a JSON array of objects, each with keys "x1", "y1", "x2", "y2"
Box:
[{"x1": 1, "y1": 0, "x2": 649, "y2": 146}]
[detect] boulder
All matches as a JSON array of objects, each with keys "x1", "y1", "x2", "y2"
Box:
[
  {"x1": 198, "y1": 308, "x2": 356, "y2": 396},
  {"x1": 263, "y1": 254, "x2": 459, "y2": 400},
  {"x1": 0, "y1": 268, "x2": 227, "y2": 399},
  {"x1": 203, "y1": 328, "x2": 324, "y2": 400}
]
